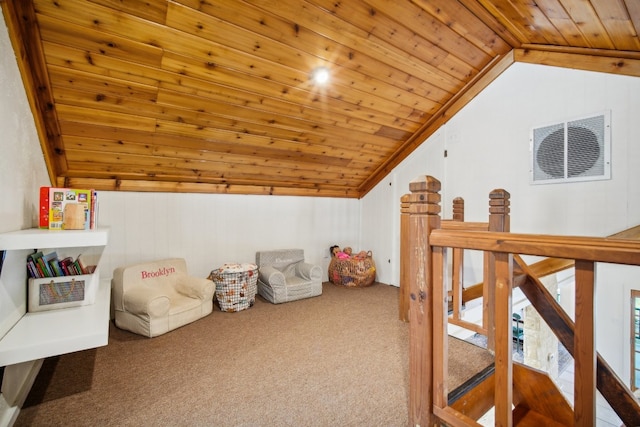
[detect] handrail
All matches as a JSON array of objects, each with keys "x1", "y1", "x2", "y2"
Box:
[
  {"x1": 515, "y1": 255, "x2": 640, "y2": 424},
  {"x1": 403, "y1": 175, "x2": 640, "y2": 427},
  {"x1": 430, "y1": 234, "x2": 640, "y2": 425},
  {"x1": 430, "y1": 229, "x2": 640, "y2": 265},
  {"x1": 441, "y1": 221, "x2": 489, "y2": 231}
]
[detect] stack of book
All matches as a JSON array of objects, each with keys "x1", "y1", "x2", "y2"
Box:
[
  {"x1": 27, "y1": 251, "x2": 96, "y2": 279},
  {"x1": 39, "y1": 187, "x2": 99, "y2": 230}
]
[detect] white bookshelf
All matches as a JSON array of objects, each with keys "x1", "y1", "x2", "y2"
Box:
[
  {"x1": 0, "y1": 228, "x2": 109, "y2": 426},
  {"x1": 0, "y1": 277, "x2": 110, "y2": 366},
  {"x1": 0, "y1": 227, "x2": 108, "y2": 251}
]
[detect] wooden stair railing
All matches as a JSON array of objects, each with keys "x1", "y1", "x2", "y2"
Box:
[
  {"x1": 452, "y1": 226, "x2": 636, "y2": 315},
  {"x1": 429, "y1": 228, "x2": 640, "y2": 426},
  {"x1": 514, "y1": 255, "x2": 640, "y2": 426},
  {"x1": 442, "y1": 204, "x2": 492, "y2": 337},
  {"x1": 463, "y1": 256, "x2": 575, "y2": 299},
  {"x1": 404, "y1": 175, "x2": 640, "y2": 427},
  {"x1": 401, "y1": 195, "x2": 493, "y2": 336}
]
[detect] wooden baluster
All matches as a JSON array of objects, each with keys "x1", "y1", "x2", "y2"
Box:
[
  {"x1": 399, "y1": 194, "x2": 410, "y2": 322},
  {"x1": 451, "y1": 197, "x2": 464, "y2": 321},
  {"x1": 432, "y1": 240, "x2": 448, "y2": 412},
  {"x1": 407, "y1": 175, "x2": 441, "y2": 426},
  {"x1": 574, "y1": 260, "x2": 596, "y2": 426},
  {"x1": 485, "y1": 189, "x2": 510, "y2": 352},
  {"x1": 487, "y1": 189, "x2": 511, "y2": 427},
  {"x1": 493, "y1": 251, "x2": 513, "y2": 427}
]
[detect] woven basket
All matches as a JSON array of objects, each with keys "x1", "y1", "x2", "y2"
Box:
[
  {"x1": 328, "y1": 251, "x2": 376, "y2": 287},
  {"x1": 209, "y1": 263, "x2": 258, "y2": 312}
]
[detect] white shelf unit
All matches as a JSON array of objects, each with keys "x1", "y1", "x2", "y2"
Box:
[
  {"x1": 0, "y1": 278, "x2": 110, "y2": 366},
  {"x1": 0, "y1": 227, "x2": 108, "y2": 252},
  {"x1": 0, "y1": 228, "x2": 109, "y2": 426}
]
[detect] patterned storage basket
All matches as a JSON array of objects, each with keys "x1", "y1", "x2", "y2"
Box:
[
  {"x1": 209, "y1": 263, "x2": 258, "y2": 312},
  {"x1": 328, "y1": 251, "x2": 376, "y2": 288}
]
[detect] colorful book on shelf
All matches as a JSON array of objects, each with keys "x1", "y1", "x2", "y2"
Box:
[
  {"x1": 60, "y1": 256, "x2": 74, "y2": 275},
  {"x1": 36, "y1": 255, "x2": 51, "y2": 277},
  {"x1": 42, "y1": 251, "x2": 59, "y2": 277},
  {"x1": 44, "y1": 251, "x2": 67, "y2": 277},
  {"x1": 90, "y1": 190, "x2": 98, "y2": 229},
  {"x1": 26, "y1": 252, "x2": 96, "y2": 278},
  {"x1": 27, "y1": 251, "x2": 44, "y2": 278},
  {"x1": 48, "y1": 188, "x2": 93, "y2": 230},
  {"x1": 76, "y1": 254, "x2": 89, "y2": 274},
  {"x1": 39, "y1": 186, "x2": 50, "y2": 229},
  {"x1": 27, "y1": 258, "x2": 40, "y2": 278}
]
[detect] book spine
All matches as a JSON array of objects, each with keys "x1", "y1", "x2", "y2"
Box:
[
  {"x1": 39, "y1": 186, "x2": 50, "y2": 229},
  {"x1": 60, "y1": 257, "x2": 73, "y2": 276},
  {"x1": 72, "y1": 259, "x2": 83, "y2": 275},
  {"x1": 35, "y1": 262, "x2": 46, "y2": 278},
  {"x1": 90, "y1": 190, "x2": 98, "y2": 229},
  {"x1": 27, "y1": 260, "x2": 39, "y2": 278},
  {"x1": 76, "y1": 254, "x2": 87, "y2": 274},
  {"x1": 49, "y1": 259, "x2": 63, "y2": 277}
]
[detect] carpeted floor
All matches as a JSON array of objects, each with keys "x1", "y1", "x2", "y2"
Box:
[{"x1": 15, "y1": 282, "x2": 493, "y2": 426}]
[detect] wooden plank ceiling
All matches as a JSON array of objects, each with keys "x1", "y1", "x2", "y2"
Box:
[{"x1": 2, "y1": 0, "x2": 640, "y2": 198}]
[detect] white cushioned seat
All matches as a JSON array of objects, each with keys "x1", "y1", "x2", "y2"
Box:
[{"x1": 111, "y1": 258, "x2": 214, "y2": 337}]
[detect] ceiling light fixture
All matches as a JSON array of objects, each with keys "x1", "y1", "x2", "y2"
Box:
[{"x1": 311, "y1": 66, "x2": 330, "y2": 85}]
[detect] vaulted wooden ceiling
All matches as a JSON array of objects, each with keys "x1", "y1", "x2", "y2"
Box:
[{"x1": 2, "y1": 1, "x2": 640, "y2": 198}]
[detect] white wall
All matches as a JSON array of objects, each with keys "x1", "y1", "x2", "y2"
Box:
[
  {"x1": 97, "y1": 191, "x2": 360, "y2": 280},
  {"x1": 363, "y1": 62, "x2": 640, "y2": 384},
  {"x1": 441, "y1": 63, "x2": 639, "y2": 237},
  {"x1": 0, "y1": 12, "x2": 50, "y2": 337},
  {"x1": 0, "y1": 16, "x2": 49, "y2": 232}
]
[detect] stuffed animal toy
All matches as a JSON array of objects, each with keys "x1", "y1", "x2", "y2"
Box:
[
  {"x1": 330, "y1": 245, "x2": 351, "y2": 259},
  {"x1": 330, "y1": 245, "x2": 340, "y2": 257}
]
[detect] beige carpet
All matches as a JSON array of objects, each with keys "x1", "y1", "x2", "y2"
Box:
[{"x1": 16, "y1": 282, "x2": 493, "y2": 426}]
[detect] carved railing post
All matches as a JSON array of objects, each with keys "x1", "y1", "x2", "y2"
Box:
[
  {"x1": 488, "y1": 189, "x2": 510, "y2": 231},
  {"x1": 486, "y1": 189, "x2": 512, "y2": 426},
  {"x1": 399, "y1": 194, "x2": 411, "y2": 322},
  {"x1": 451, "y1": 197, "x2": 464, "y2": 318},
  {"x1": 407, "y1": 175, "x2": 441, "y2": 426},
  {"x1": 485, "y1": 189, "x2": 510, "y2": 352},
  {"x1": 452, "y1": 197, "x2": 464, "y2": 221}
]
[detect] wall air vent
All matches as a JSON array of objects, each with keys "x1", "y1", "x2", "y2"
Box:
[{"x1": 530, "y1": 111, "x2": 611, "y2": 184}]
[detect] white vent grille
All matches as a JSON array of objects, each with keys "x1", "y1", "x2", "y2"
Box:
[{"x1": 531, "y1": 111, "x2": 611, "y2": 184}]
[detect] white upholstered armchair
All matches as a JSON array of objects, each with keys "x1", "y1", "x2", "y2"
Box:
[
  {"x1": 255, "y1": 249, "x2": 322, "y2": 304},
  {"x1": 111, "y1": 258, "x2": 214, "y2": 337}
]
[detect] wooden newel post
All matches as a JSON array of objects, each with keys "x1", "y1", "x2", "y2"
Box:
[
  {"x1": 451, "y1": 197, "x2": 464, "y2": 317},
  {"x1": 407, "y1": 175, "x2": 441, "y2": 426},
  {"x1": 486, "y1": 189, "x2": 512, "y2": 427},
  {"x1": 485, "y1": 189, "x2": 510, "y2": 352},
  {"x1": 399, "y1": 194, "x2": 411, "y2": 322},
  {"x1": 452, "y1": 197, "x2": 464, "y2": 222},
  {"x1": 488, "y1": 189, "x2": 510, "y2": 232}
]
